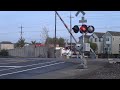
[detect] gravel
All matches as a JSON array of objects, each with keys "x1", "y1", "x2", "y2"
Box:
[{"x1": 77, "y1": 63, "x2": 120, "y2": 79}]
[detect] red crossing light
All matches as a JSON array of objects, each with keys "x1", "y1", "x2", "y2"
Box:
[{"x1": 80, "y1": 24, "x2": 88, "y2": 33}]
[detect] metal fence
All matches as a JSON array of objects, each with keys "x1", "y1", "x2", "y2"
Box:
[
  {"x1": 8, "y1": 45, "x2": 48, "y2": 58},
  {"x1": 8, "y1": 45, "x2": 61, "y2": 58}
]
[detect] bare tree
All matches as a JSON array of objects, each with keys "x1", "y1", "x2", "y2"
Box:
[{"x1": 40, "y1": 26, "x2": 49, "y2": 44}]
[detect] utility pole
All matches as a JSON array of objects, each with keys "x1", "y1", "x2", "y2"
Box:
[
  {"x1": 19, "y1": 25, "x2": 24, "y2": 40},
  {"x1": 54, "y1": 11, "x2": 57, "y2": 58},
  {"x1": 69, "y1": 11, "x2": 74, "y2": 50}
]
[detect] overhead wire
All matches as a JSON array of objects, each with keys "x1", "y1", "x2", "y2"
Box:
[{"x1": 0, "y1": 26, "x2": 120, "y2": 35}]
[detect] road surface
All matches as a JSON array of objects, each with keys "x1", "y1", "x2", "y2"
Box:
[{"x1": 0, "y1": 58, "x2": 79, "y2": 79}]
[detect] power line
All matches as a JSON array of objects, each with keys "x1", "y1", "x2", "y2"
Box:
[
  {"x1": 0, "y1": 32, "x2": 18, "y2": 34},
  {"x1": 0, "y1": 26, "x2": 120, "y2": 35}
]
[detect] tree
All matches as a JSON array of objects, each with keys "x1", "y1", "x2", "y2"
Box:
[
  {"x1": 45, "y1": 37, "x2": 65, "y2": 47},
  {"x1": 31, "y1": 40, "x2": 36, "y2": 45},
  {"x1": 45, "y1": 37, "x2": 52, "y2": 45},
  {"x1": 88, "y1": 42, "x2": 98, "y2": 52},
  {"x1": 15, "y1": 38, "x2": 26, "y2": 48},
  {"x1": 58, "y1": 37, "x2": 65, "y2": 47},
  {"x1": 52, "y1": 37, "x2": 59, "y2": 44},
  {"x1": 0, "y1": 49, "x2": 9, "y2": 56}
]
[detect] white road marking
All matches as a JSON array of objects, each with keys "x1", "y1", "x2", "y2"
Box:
[
  {"x1": 0, "y1": 60, "x2": 59, "y2": 72},
  {"x1": 0, "y1": 60, "x2": 32, "y2": 65},
  {"x1": 0, "y1": 61, "x2": 65, "y2": 77},
  {"x1": 0, "y1": 59, "x2": 42, "y2": 65},
  {"x1": 0, "y1": 66, "x2": 22, "y2": 68}
]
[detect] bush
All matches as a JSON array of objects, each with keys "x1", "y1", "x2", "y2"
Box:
[{"x1": 0, "y1": 49, "x2": 9, "y2": 56}]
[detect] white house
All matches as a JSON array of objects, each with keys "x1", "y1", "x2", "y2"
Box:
[
  {"x1": 103, "y1": 31, "x2": 120, "y2": 55},
  {"x1": 0, "y1": 41, "x2": 14, "y2": 51},
  {"x1": 89, "y1": 32, "x2": 105, "y2": 54}
]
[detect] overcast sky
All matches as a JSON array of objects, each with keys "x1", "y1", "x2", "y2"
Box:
[{"x1": 0, "y1": 11, "x2": 120, "y2": 43}]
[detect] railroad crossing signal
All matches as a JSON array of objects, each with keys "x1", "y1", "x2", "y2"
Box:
[{"x1": 72, "y1": 24, "x2": 95, "y2": 34}]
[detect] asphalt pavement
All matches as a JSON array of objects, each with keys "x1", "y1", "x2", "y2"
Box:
[
  {"x1": 0, "y1": 58, "x2": 117, "y2": 79},
  {"x1": 0, "y1": 58, "x2": 79, "y2": 79}
]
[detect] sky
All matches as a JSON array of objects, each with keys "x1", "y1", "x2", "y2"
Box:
[{"x1": 0, "y1": 11, "x2": 120, "y2": 43}]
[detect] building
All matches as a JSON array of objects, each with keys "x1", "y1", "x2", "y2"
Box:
[
  {"x1": 48, "y1": 44, "x2": 59, "y2": 47},
  {"x1": 78, "y1": 31, "x2": 120, "y2": 57},
  {"x1": 89, "y1": 32, "x2": 105, "y2": 54},
  {"x1": 103, "y1": 31, "x2": 120, "y2": 55},
  {"x1": 66, "y1": 43, "x2": 76, "y2": 50},
  {"x1": 0, "y1": 41, "x2": 14, "y2": 51},
  {"x1": 35, "y1": 43, "x2": 45, "y2": 47}
]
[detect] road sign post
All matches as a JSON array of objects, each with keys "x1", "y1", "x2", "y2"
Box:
[{"x1": 81, "y1": 33, "x2": 87, "y2": 68}]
